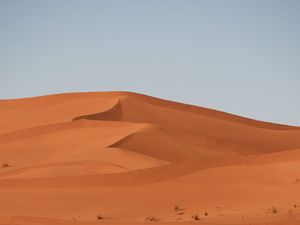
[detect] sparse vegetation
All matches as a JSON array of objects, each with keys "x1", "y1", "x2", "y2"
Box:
[
  {"x1": 145, "y1": 216, "x2": 159, "y2": 222},
  {"x1": 174, "y1": 205, "x2": 184, "y2": 212},
  {"x1": 271, "y1": 207, "x2": 278, "y2": 214},
  {"x1": 2, "y1": 163, "x2": 10, "y2": 168},
  {"x1": 266, "y1": 206, "x2": 278, "y2": 214},
  {"x1": 97, "y1": 214, "x2": 105, "y2": 220},
  {"x1": 191, "y1": 214, "x2": 201, "y2": 220},
  {"x1": 204, "y1": 212, "x2": 208, "y2": 216},
  {"x1": 174, "y1": 205, "x2": 184, "y2": 215}
]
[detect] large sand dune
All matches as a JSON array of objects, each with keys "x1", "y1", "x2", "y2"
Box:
[{"x1": 0, "y1": 91, "x2": 299, "y2": 225}]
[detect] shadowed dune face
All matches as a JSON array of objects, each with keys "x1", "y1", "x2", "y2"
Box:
[
  {"x1": 72, "y1": 99, "x2": 123, "y2": 121},
  {"x1": 0, "y1": 91, "x2": 300, "y2": 225}
]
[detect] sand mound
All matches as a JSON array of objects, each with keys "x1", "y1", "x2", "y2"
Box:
[{"x1": 0, "y1": 91, "x2": 300, "y2": 225}]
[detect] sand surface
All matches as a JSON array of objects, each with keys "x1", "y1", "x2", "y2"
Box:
[{"x1": 0, "y1": 91, "x2": 300, "y2": 225}]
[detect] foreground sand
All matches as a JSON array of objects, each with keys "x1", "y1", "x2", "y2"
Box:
[{"x1": 0, "y1": 91, "x2": 300, "y2": 225}]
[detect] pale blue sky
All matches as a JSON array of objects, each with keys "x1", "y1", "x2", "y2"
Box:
[{"x1": 0, "y1": 0, "x2": 299, "y2": 125}]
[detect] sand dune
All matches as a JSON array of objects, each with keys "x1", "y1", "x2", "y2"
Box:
[{"x1": 0, "y1": 91, "x2": 299, "y2": 225}]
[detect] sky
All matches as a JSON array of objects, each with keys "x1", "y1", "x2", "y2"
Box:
[{"x1": 0, "y1": 0, "x2": 299, "y2": 126}]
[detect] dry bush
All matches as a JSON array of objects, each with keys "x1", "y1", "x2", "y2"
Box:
[
  {"x1": 2, "y1": 163, "x2": 10, "y2": 168},
  {"x1": 191, "y1": 214, "x2": 201, "y2": 220},
  {"x1": 97, "y1": 214, "x2": 105, "y2": 220},
  {"x1": 266, "y1": 206, "x2": 278, "y2": 214},
  {"x1": 145, "y1": 216, "x2": 159, "y2": 222},
  {"x1": 174, "y1": 205, "x2": 184, "y2": 215},
  {"x1": 271, "y1": 207, "x2": 278, "y2": 214},
  {"x1": 174, "y1": 205, "x2": 181, "y2": 211}
]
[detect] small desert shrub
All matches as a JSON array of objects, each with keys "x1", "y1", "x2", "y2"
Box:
[
  {"x1": 204, "y1": 212, "x2": 208, "y2": 216},
  {"x1": 174, "y1": 205, "x2": 184, "y2": 215},
  {"x1": 145, "y1": 216, "x2": 159, "y2": 222},
  {"x1": 266, "y1": 207, "x2": 278, "y2": 214},
  {"x1": 174, "y1": 205, "x2": 180, "y2": 211},
  {"x1": 97, "y1": 214, "x2": 104, "y2": 220},
  {"x1": 2, "y1": 163, "x2": 10, "y2": 168},
  {"x1": 271, "y1": 207, "x2": 277, "y2": 214},
  {"x1": 191, "y1": 214, "x2": 200, "y2": 220}
]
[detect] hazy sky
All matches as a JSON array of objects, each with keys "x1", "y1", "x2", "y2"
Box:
[{"x1": 1, "y1": 0, "x2": 299, "y2": 125}]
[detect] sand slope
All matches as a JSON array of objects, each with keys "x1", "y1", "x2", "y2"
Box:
[{"x1": 0, "y1": 91, "x2": 300, "y2": 225}]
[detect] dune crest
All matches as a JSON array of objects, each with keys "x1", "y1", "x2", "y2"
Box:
[{"x1": 72, "y1": 97, "x2": 123, "y2": 121}]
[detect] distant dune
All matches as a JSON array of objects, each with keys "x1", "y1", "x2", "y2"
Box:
[{"x1": 0, "y1": 91, "x2": 299, "y2": 225}]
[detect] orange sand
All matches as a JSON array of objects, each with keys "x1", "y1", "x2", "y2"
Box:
[{"x1": 0, "y1": 91, "x2": 299, "y2": 225}]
